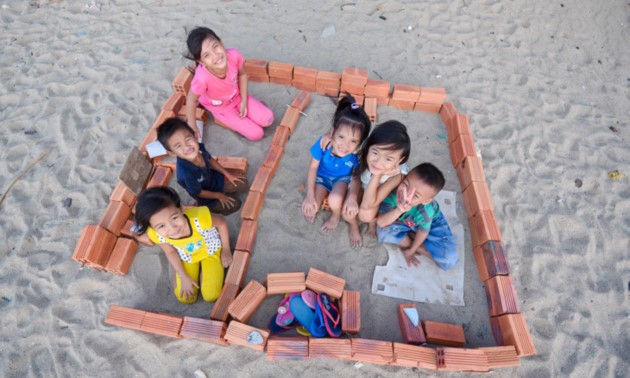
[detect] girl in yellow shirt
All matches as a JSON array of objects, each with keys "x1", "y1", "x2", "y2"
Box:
[{"x1": 135, "y1": 186, "x2": 233, "y2": 304}]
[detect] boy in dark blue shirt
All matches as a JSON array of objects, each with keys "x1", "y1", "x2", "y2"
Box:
[{"x1": 157, "y1": 118, "x2": 247, "y2": 215}]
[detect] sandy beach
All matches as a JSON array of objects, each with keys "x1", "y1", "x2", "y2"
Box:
[{"x1": 0, "y1": 0, "x2": 628, "y2": 376}]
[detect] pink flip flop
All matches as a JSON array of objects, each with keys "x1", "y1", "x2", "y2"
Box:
[
  {"x1": 301, "y1": 290, "x2": 317, "y2": 309},
  {"x1": 275, "y1": 294, "x2": 297, "y2": 327}
]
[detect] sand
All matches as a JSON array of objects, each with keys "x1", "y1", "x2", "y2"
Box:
[{"x1": 0, "y1": 0, "x2": 628, "y2": 377}]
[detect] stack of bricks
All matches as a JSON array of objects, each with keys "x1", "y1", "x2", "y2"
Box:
[
  {"x1": 392, "y1": 343, "x2": 437, "y2": 369},
  {"x1": 364, "y1": 79, "x2": 390, "y2": 105},
  {"x1": 423, "y1": 321, "x2": 466, "y2": 347},
  {"x1": 415, "y1": 87, "x2": 446, "y2": 113},
  {"x1": 436, "y1": 347, "x2": 489, "y2": 372},
  {"x1": 315, "y1": 70, "x2": 341, "y2": 97},
  {"x1": 397, "y1": 304, "x2": 426, "y2": 344},
  {"x1": 390, "y1": 84, "x2": 420, "y2": 111},
  {"x1": 478, "y1": 346, "x2": 520, "y2": 368},
  {"x1": 266, "y1": 336, "x2": 309, "y2": 361},
  {"x1": 340, "y1": 67, "x2": 369, "y2": 103},
  {"x1": 179, "y1": 317, "x2": 228, "y2": 346},
  {"x1": 266, "y1": 272, "x2": 306, "y2": 295},
  {"x1": 340, "y1": 290, "x2": 361, "y2": 334},
  {"x1": 351, "y1": 338, "x2": 394, "y2": 365},
  {"x1": 268, "y1": 61, "x2": 294, "y2": 86},
  {"x1": 227, "y1": 280, "x2": 266, "y2": 323},
  {"x1": 305, "y1": 267, "x2": 346, "y2": 299},
  {"x1": 224, "y1": 321, "x2": 269, "y2": 352},
  {"x1": 292, "y1": 66, "x2": 318, "y2": 92},
  {"x1": 308, "y1": 338, "x2": 352, "y2": 360},
  {"x1": 244, "y1": 59, "x2": 269, "y2": 82}
]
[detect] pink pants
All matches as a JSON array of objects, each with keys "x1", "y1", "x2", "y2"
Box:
[{"x1": 210, "y1": 95, "x2": 274, "y2": 141}]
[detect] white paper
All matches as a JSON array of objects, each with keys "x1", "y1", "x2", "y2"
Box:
[{"x1": 145, "y1": 140, "x2": 167, "y2": 158}]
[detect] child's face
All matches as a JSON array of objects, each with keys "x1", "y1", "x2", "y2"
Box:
[
  {"x1": 166, "y1": 128, "x2": 199, "y2": 161},
  {"x1": 149, "y1": 205, "x2": 189, "y2": 239},
  {"x1": 396, "y1": 173, "x2": 438, "y2": 207},
  {"x1": 331, "y1": 124, "x2": 361, "y2": 157},
  {"x1": 366, "y1": 144, "x2": 405, "y2": 175},
  {"x1": 198, "y1": 37, "x2": 227, "y2": 74}
]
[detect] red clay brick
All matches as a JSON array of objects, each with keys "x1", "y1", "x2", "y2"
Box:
[
  {"x1": 309, "y1": 338, "x2": 352, "y2": 360},
  {"x1": 436, "y1": 347, "x2": 489, "y2": 372},
  {"x1": 494, "y1": 313, "x2": 536, "y2": 357},
  {"x1": 364, "y1": 97, "x2": 377, "y2": 123},
  {"x1": 172, "y1": 66, "x2": 193, "y2": 95},
  {"x1": 413, "y1": 102, "x2": 442, "y2": 113},
  {"x1": 392, "y1": 343, "x2": 437, "y2": 369},
  {"x1": 266, "y1": 272, "x2": 306, "y2": 295},
  {"x1": 162, "y1": 92, "x2": 186, "y2": 113},
  {"x1": 244, "y1": 59, "x2": 268, "y2": 76},
  {"x1": 447, "y1": 114, "x2": 471, "y2": 145},
  {"x1": 227, "y1": 279, "x2": 266, "y2": 323},
  {"x1": 268, "y1": 61, "x2": 294, "y2": 79},
  {"x1": 424, "y1": 321, "x2": 466, "y2": 347},
  {"x1": 270, "y1": 77, "x2": 293, "y2": 86},
  {"x1": 262, "y1": 145, "x2": 284, "y2": 175},
  {"x1": 105, "y1": 237, "x2": 138, "y2": 275},
  {"x1": 280, "y1": 106, "x2": 301, "y2": 134},
  {"x1": 440, "y1": 102, "x2": 458, "y2": 131},
  {"x1": 364, "y1": 79, "x2": 391, "y2": 98},
  {"x1": 248, "y1": 74, "x2": 270, "y2": 83},
  {"x1": 271, "y1": 126, "x2": 290, "y2": 147},
  {"x1": 389, "y1": 99, "x2": 416, "y2": 111},
  {"x1": 351, "y1": 338, "x2": 394, "y2": 365},
  {"x1": 99, "y1": 200, "x2": 132, "y2": 236},
  {"x1": 72, "y1": 225, "x2": 98, "y2": 263},
  {"x1": 477, "y1": 346, "x2": 520, "y2": 368},
  {"x1": 292, "y1": 80, "x2": 316, "y2": 92},
  {"x1": 250, "y1": 166, "x2": 274, "y2": 195},
  {"x1": 391, "y1": 84, "x2": 420, "y2": 102},
  {"x1": 469, "y1": 210, "x2": 502, "y2": 247},
  {"x1": 179, "y1": 317, "x2": 228, "y2": 346},
  {"x1": 455, "y1": 156, "x2": 485, "y2": 192},
  {"x1": 146, "y1": 165, "x2": 173, "y2": 189},
  {"x1": 485, "y1": 275, "x2": 521, "y2": 317},
  {"x1": 418, "y1": 87, "x2": 447, "y2": 103},
  {"x1": 341, "y1": 290, "x2": 360, "y2": 334},
  {"x1": 216, "y1": 156, "x2": 248, "y2": 175},
  {"x1": 293, "y1": 66, "x2": 318, "y2": 82},
  {"x1": 235, "y1": 220, "x2": 258, "y2": 253},
  {"x1": 224, "y1": 321, "x2": 269, "y2": 352},
  {"x1": 398, "y1": 304, "x2": 426, "y2": 344},
  {"x1": 305, "y1": 267, "x2": 345, "y2": 299},
  {"x1": 224, "y1": 250, "x2": 251, "y2": 288},
  {"x1": 210, "y1": 283, "x2": 240, "y2": 322},
  {"x1": 290, "y1": 91, "x2": 311, "y2": 112},
  {"x1": 140, "y1": 311, "x2": 183, "y2": 338},
  {"x1": 241, "y1": 191, "x2": 264, "y2": 221},
  {"x1": 462, "y1": 181, "x2": 494, "y2": 218},
  {"x1": 266, "y1": 336, "x2": 309, "y2": 361},
  {"x1": 473, "y1": 241, "x2": 511, "y2": 282},
  {"x1": 449, "y1": 134, "x2": 477, "y2": 168},
  {"x1": 81, "y1": 225, "x2": 117, "y2": 267},
  {"x1": 109, "y1": 180, "x2": 137, "y2": 208},
  {"x1": 104, "y1": 305, "x2": 146, "y2": 331}
]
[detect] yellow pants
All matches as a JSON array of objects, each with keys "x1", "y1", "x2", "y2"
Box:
[{"x1": 174, "y1": 250, "x2": 224, "y2": 304}]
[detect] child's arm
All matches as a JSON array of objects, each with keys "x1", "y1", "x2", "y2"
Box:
[
  {"x1": 301, "y1": 157, "x2": 320, "y2": 218},
  {"x1": 186, "y1": 90, "x2": 202, "y2": 140},
  {"x1": 160, "y1": 243, "x2": 199, "y2": 300},
  {"x1": 238, "y1": 65, "x2": 248, "y2": 118},
  {"x1": 376, "y1": 206, "x2": 404, "y2": 228},
  {"x1": 209, "y1": 158, "x2": 246, "y2": 187},
  {"x1": 212, "y1": 214, "x2": 233, "y2": 268},
  {"x1": 342, "y1": 175, "x2": 361, "y2": 217}
]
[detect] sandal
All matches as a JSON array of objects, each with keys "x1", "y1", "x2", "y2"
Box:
[{"x1": 317, "y1": 293, "x2": 342, "y2": 337}]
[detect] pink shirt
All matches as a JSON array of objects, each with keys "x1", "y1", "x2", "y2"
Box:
[{"x1": 191, "y1": 48, "x2": 243, "y2": 112}]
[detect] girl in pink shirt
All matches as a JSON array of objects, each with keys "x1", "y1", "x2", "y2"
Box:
[{"x1": 185, "y1": 27, "x2": 274, "y2": 141}]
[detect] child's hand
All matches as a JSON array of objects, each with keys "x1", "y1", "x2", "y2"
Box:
[
  {"x1": 301, "y1": 195, "x2": 318, "y2": 223},
  {"x1": 320, "y1": 132, "x2": 332, "y2": 150},
  {"x1": 342, "y1": 198, "x2": 359, "y2": 217},
  {"x1": 401, "y1": 247, "x2": 421, "y2": 267},
  {"x1": 180, "y1": 275, "x2": 200, "y2": 300},
  {"x1": 217, "y1": 193, "x2": 236, "y2": 208},
  {"x1": 224, "y1": 172, "x2": 246, "y2": 186},
  {"x1": 396, "y1": 186, "x2": 415, "y2": 213},
  {"x1": 221, "y1": 250, "x2": 233, "y2": 268},
  {"x1": 239, "y1": 99, "x2": 248, "y2": 118}
]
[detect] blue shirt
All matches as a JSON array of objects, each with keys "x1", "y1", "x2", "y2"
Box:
[
  {"x1": 310, "y1": 137, "x2": 358, "y2": 179},
  {"x1": 176, "y1": 143, "x2": 225, "y2": 199}
]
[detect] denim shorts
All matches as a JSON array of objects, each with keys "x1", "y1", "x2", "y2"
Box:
[{"x1": 315, "y1": 175, "x2": 351, "y2": 192}]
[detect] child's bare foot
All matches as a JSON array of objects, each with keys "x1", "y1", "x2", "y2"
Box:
[
  {"x1": 348, "y1": 222, "x2": 363, "y2": 248},
  {"x1": 321, "y1": 214, "x2": 340, "y2": 233},
  {"x1": 366, "y1": 221, "x2": 377, "y2": 238},
  {"x1": 304, "y1": 213, "x2": 316, "y2": 223}
]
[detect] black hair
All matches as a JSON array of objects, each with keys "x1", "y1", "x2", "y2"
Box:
[
  {"x1": 186, "y1": 27, "x2": 222, "y2": 63},
  {"x1": 157, "y1": 117, "x2": 196, "y2": 151},
  {"x1": 356, "y1": 120, "x2": 411, "y2": 176},
  {"x1": 408, "y1": 163, "x2": 446, "y2": 193},
  {"x1": 332, "y1": 93, "x2": 371, "y2": 146},
  {"x1": 134, "y1": 186, "x2": 182, "y2": 235}
]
